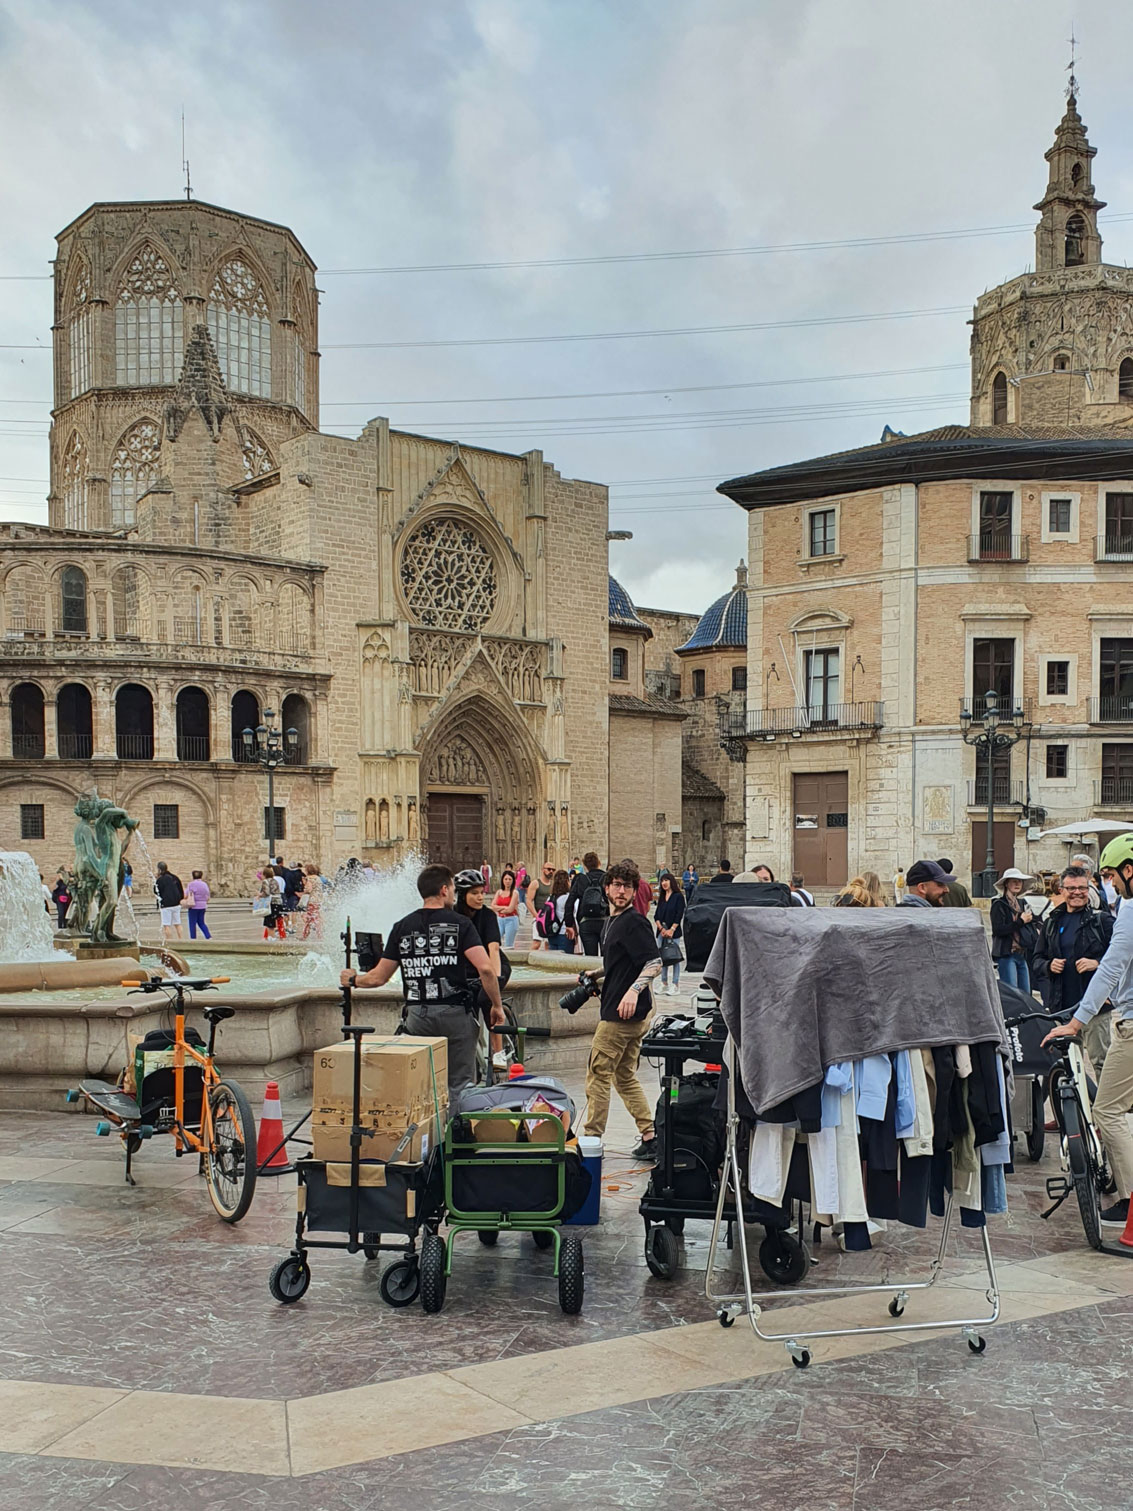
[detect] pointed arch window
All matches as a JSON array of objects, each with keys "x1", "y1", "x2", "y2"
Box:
[
  {"x1": 207, "y1": 258, "x2": 271, "y2": 397},
  {"x1": 67, "y1": 258, "x2": 93, "y2": 398},
  {"x1": 110, "y1": 419, "x2": 161, "y2": 528},
  {"x1": 115, "y1": 244, "x2": 183, "y2": 385},
  {"x1": 61, "y1": 431, "x2": 88, "y2": 530},
  {"x1": 241, "y1": 427, "x2": 275, "y2": 480},
  {"x1": 1120, "y1": 359, "x2": 1133, "y2": 404},
  {"x1": 992, "y1": 371, "x2": 1008, "y2": 426}
]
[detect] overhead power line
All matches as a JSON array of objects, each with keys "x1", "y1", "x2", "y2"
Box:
[{"x1": 321, "y1": 305, "x2": 966, "y2": 352}]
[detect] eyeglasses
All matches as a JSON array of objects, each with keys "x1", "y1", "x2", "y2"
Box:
[{"x1": 1062, "y1": 886, "x2": 1089, "y2": 895}]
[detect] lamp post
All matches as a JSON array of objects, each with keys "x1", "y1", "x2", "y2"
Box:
[
  {"x1": 241, "y1": 709, "x2": 298, "y2": 862},
  {"x1": 960, "y1": 689, "x2": 1029, "y2": 898}
]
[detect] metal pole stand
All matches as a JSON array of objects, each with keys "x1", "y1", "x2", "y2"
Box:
[{"x1": 705, "y1": 1037, "x2": 1000, "y2": 1369}]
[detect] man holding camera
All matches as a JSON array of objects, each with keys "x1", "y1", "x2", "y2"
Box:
[{"x1": 581, "y1": 860, "x2": 662, "y2": 1160}]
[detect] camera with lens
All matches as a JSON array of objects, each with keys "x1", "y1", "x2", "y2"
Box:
[{"x1": 559, "y1": 970, "x2": 601, "y2": 1015}]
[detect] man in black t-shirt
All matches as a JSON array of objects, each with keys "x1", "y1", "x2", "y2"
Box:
[
  {"x1": 341, "y1": 864, "x2": 505, "y2": 1094},
  {"x1": 582, "y1": 860, "x2": 662, "y2": 1160}
]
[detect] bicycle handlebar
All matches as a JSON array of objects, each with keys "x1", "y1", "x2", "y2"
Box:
[
  {"x1": 1002, "y1": 1009, "x2": 1072, "y2": 1029},
  {"x1": 121, "y1": 975, "x2": 227, "y2": 992}
]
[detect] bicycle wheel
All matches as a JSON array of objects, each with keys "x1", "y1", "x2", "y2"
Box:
[
  {"x1": 204, "y1": 1078, "x2": 257, "y2": 1223},
  {"x1": 1062, "y1": 1090, "x2": 1102, "y2": 1251}
]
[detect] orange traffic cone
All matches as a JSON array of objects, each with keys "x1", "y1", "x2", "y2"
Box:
[
  {"x1": 256, "y1": 1080, "x2": 290, "y2": 1174},
  {"x1": 1119, "y1": 1196, "x2": 1133, "y2": 1249}
]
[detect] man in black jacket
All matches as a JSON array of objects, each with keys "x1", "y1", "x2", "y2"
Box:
[
  {"x1": 565, "y1": 851, "x2": 608, "y2": 957},
  {"x1": 1033, "y1": 865, "x2": 1115, "y2": 1071}
]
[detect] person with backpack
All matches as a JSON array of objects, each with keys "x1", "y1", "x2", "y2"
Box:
[
  {"x1": 538, "y1": 868, "x2": 574, "y2": 952},
  {"x1": 565, "y1": 851, "x2": 608, "y2": 957},
  {"x1": 51, "y1": 871, "x2": 72, "y2": 930}
]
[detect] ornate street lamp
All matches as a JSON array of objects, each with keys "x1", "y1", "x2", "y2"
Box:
[
  {"x1": 961, "y1": 689, "x2": 1029, "y2": 898},
  {"x1": 241, "y1": 709, "x2": 298, "y2": 860}
]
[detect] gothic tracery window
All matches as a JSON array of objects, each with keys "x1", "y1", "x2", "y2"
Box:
[
  {"x1": 115, "y1": 244, "x2": 183, "y2": 386},
  {"x1": 68, "y1": 258, "x2": 93, "y2": 398},
  {"x1": 207, "y1": 258, "x2": 271, "y2": 397},
  {"x1": 241, "y1": 427, "x2": 275, "y2": 480},
  {"x1": 400, "y1": 517, "x2": 499, "y2": 631},
  {"x1": 61, "y1": 431, "x2": 88, "y2": 530},
  {"x1": 110, "y1": 419, "x2": 161, "y2": 527}
]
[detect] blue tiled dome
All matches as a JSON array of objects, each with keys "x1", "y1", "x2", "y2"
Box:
[
  {"x1": 608, "y1": 575, "x2": 651, "y2": 632},
  {"x1": 677, "y1": 563, "x2": 748, "y2": 651}
]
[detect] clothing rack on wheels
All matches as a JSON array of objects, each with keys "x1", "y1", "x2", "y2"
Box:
[
  {"x1": 705, "y1": 1036, "x2": 1000, "y2": 1368},
  {"x1": 700, "y1": 905, "x2": 1010, "y2": 1370}
]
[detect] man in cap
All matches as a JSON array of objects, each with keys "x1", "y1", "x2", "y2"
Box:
[{"x1": 898, "y1": 859, "x2": 950, "y2": 907}]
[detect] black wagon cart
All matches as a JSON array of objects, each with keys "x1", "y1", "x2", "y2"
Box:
[
  {"x1": 269, "y1": 1023, "x2": 445, "y2": 1308},
  {"x1": 639, "y1": 1001, "x2": 806, "y2": 1286}
]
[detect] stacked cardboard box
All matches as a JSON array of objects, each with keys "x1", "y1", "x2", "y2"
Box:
[{"x1": 311, "y1": 1035, "x2": 448, "y2": 1163}]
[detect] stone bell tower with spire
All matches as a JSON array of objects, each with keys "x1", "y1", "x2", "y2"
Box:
[{"x1": 969, "y1": 82, "x2": 1133, "y2": 427}]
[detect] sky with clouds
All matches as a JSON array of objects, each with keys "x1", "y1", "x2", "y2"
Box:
[{"x1": 2, "y1": 0, "x2": 1133, "y2": 615}]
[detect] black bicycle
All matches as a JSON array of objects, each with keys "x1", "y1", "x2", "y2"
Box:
[{"x1": 1002, "y1": 1008, "x2": 1112, "y2": 1250}]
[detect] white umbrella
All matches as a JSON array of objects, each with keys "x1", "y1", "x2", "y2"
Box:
[{"x1": 1037, "y1": 819, "x2": 1133, "y2": 839}]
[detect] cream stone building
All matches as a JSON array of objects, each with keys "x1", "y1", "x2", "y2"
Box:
[
  {"x1": 719, "y1": 91, "x2": 1133, "y2": 894},
  {"x1": 0, "y1": 198, "x2": 618, "y2": 891}
]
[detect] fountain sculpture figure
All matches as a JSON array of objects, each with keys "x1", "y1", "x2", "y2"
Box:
[{"x1": 71, "y1": 793, "x2": 139, "y2": 945}]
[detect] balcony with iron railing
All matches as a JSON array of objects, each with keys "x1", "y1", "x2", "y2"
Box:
[
  {"x1": 176, "y1": 734, "x2": 211, "y2": 762},
  {"x1": 116, "y1": 733, "x2": 153, "y2": 760},
  {"x1": 722, "y1": 702, "x2": 884, "y2": 740},
  {"x1": 11, "y1": 734, "x2": 45, "y2": 759},
  {"x1": 967, "y1": 776, "x2": 1025, "y2": 807},
  {"x1": 967, "y1": 534, "x2": 1029, "y2": 563},
  {"x1": 959, "y1": 695, "x2": 1033, "y2": 723},
  {"x1": 5, "y1": 614, "x2": 46, "y2": 639},
  {"x1": 1089, "y1": 696, "x2": 1133, "y2": 724},
  {"x1": 1095, "y1": 534, "x2": 1133, "y2": 562},
  {"x1": 1096, "y1": 777, "x2": 1133, "y2": 808},
  {"x1": 56, "y1": 732, "x2": 93, "y2": 760}
]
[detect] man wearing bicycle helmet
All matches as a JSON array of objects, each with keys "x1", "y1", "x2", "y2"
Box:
[
  {"x1": 1044, "y1": 832, "x2": 1133, "y2": 1233},
  {"x1": 454, "y1": 867, "x2": 509, "y2": 1070}
]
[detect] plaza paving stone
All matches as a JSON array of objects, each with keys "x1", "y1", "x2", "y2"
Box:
[{"x1": 3, "y1": 997, "x2": 1133, "y2": 1508}]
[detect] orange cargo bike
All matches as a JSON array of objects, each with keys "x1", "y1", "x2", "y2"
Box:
[{"x1": 67, "y1": 975, "x2": 257, "y2": 1222}]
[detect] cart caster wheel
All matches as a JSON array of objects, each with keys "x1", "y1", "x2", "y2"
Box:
[
  {"x1": 665, "y1": 1217, "x2": 685, "y2": 1236},
  {"x1": 420, "y1": 1234, "x2": 448, "y2": 1314},
  {"x1": 967, "y1": 1335, "x2": 987, "y2": 1355},
  {"x1": 532, "y1": 1229, "x2": 555, "y2": 1251},
  {"x1": 558, "y1": 1234, "x2": 584, "y2": 1314},
  {"x1": 269, "y1": 1255, "x2": 310, "y2": 1304},
  {"x1": 718, "y1": 1312, "x2": 735, "y2": 1328},
  {"x1": 645, "y1": 1223, "x2": 679, "y2": 1279},
  {"x1": 477, "y1": 1229, "x2": 499, "y2": 1246},
  {"x1": 759, "y1": 1230, "x2": 807, "y2": 1286},
  {"x1": 791, "y1": 1350, "x2": 811, "y2": 1370},
  {"x1": 362, "y1": 1230, "x2": 383, "y2": 1260},
  {"x1": 379, "y1": 1259, "x2": 421, "y2": 1308},
  {"x1": 888, "y1": 1299, "x2": 905, "y2": 1318}
]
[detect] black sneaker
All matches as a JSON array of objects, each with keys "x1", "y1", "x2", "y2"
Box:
[
  {"x1": 1100, "y1": 1200, "x2": 1130, "y2": 1224},
  {"x1": 632, "y1": 1137, "x2": 658, "y2": 1161}
]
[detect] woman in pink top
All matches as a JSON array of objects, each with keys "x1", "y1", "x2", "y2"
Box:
[{"x1": 186, "y1": 870, "x2": 211, "y2": 939}]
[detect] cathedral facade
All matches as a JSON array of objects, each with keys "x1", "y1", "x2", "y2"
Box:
[{"x1": 0, "y1": 199, "x2": 610, "y2": 890}]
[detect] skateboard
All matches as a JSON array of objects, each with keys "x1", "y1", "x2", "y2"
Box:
[{"x1": 66, "y1": 1079, "x2": 154, "y2": 1183}]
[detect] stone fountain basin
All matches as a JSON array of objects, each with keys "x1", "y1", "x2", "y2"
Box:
[
  {"x1": 0, "y1": 960, "x2": 149, "y2": 994},
  {"x1": 0, "y1": 951, "x2": 602, "y2": 1111}
]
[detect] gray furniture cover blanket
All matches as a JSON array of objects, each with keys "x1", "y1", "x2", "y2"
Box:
[{"x1": 703, "y1": 908, "x2": 1006, "y2": 1115}]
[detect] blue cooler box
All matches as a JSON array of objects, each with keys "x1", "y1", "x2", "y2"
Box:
[{"x1": 565, "y1": 1135, "x2": 602, "y2": 1225}]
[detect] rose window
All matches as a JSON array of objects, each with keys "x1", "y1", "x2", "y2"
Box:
[{"x1": 400, "y1": 518, "x2": 498, "y2": 631}]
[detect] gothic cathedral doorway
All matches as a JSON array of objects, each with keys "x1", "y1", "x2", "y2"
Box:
[{"x1": 427, "y1": 793, "x2": 485, "y2": 868}]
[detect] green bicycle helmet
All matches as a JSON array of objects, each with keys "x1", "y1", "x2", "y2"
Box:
[{"x1": 1098, "y1": 833, "x2": 1133, "y2": 872}]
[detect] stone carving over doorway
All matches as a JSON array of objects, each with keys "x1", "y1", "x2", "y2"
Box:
[{"x1": 426, "y1": 734, "x2": 488, "y2": 789}]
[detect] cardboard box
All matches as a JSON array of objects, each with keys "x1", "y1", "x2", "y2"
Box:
[
  {"x1": 310, "y1": 1035, "x2": 448, "y2": 1165},
  {"x1": 311, "y1": 1117, "x2": 439, "y2": 1164}
]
